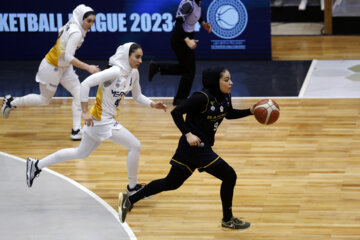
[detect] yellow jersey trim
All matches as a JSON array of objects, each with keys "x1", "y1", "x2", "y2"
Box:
[
  {"x1": 198, "y1": 91, "x2": 209, "y2": 114},
  {"x1": 45, "y1": 38, "x2": 61, "y2": 67},
  {"x1": 90, "y1": 85, "x2": 104, "y2": 121},
  {"x1": 171, "y1": 159, "x2": 193, "y2": 173},
  {"x1": 198, "y1": 156, "x2": 220, "y2": 170}
]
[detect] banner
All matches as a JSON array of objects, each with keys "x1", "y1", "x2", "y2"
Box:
[{"x1": 0, "y1": 0, "x2": 271, "y2": 60}]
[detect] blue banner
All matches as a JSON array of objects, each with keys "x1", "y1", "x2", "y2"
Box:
[{"x1": 0, "y1": 0, "x2": 271, "y2": 60}]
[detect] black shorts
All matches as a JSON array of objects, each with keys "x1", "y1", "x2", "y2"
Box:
[{"x1": 170, "y1": 136, "x2": 223, "y2": 173}]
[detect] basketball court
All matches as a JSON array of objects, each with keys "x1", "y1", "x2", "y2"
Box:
[
  {"x1": 0, "y1": 152, "x2": 136, "y2": 240},
  {"x1": 300, "y1": 60, "x2": 360, "y2": 98},
  {"x1": 1, "y1": 0, "x2": 360, "y2": 239}
]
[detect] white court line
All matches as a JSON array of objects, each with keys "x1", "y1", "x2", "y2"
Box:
[
  {"x1": 299, "y1": 59, "x2": 317, "y2": 98},
  {"x1": 0, "y1": 151, "x2": 137, "y2": 240}
]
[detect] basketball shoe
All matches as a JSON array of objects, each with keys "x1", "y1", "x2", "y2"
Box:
[
  {"x1": 2, "y1": 94, "x2": 16, "y2": 118},
  {"x1": 118, "y1": 193, "x2": 132, "y2": 223},
  {"x1": 126, "y1": 183, "x2": 145, "y2": 195},
  {"x1": 221, "y1": 217, "x2": 251, "y2": 230},
  {"x1": 127, "y1": 183, "x2": 153, "y2": 199},
  {"x1": 26, "y1": 157, "x2": 42, "y2": 188},
  {"x1": 70, "y1": 128, "x2": 82, "y2": 141}
]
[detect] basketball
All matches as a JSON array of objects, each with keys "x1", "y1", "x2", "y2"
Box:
[{"x1": 253, "y1": 99, "x2": 280, "y2": 125}]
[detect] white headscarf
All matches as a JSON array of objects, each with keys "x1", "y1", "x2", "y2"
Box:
[
  {"x1": 62, "y1": 4, "x2": 94, "y2": 36},
  {"x1": 109, "y1": 42, "x2": 135, "y2": 76}
]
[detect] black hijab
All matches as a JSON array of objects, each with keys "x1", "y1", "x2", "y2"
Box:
[{"x1": 202, "y1": 67, "x2": 226, "y2": 101}]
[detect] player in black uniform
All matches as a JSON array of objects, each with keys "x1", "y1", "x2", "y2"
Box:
[
  {"x1": 119, "y1": 67, "x2": 253, "y2": 230},
  {"x1": 148, "y1": 0, "x2": 212, "y2": 106}
]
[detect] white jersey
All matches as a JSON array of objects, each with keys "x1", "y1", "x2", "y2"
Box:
[
  {"x1": 81, "y1": 66, "x2": 152, "y2": 122},
  {"x1": 45, "y1": 23, "x2": 84, "y2": 67}
]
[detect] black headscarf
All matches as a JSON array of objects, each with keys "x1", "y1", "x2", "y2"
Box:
[{"x1": 202, "y1": 67, "x2": 226, "y2": 101}]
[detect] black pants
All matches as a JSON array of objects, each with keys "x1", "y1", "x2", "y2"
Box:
[
  {"x1": 129, "y1": 160, "x2": 237, "y2": 221},
  {"x1": 159, "y1": 36, "x2": 196, "y2": 102}
]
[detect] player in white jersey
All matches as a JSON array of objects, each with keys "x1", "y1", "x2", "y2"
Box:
[
  {"x1": 26, "y1": 42, "x2": 167, "y2": 195},
  {"x1": 1, "y1": 4, "x2": 101, "y2": 140}
]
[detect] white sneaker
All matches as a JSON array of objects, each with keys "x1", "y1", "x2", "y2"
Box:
[
  {"x1": 26, "y1": 157, "x2": 41, "y2": 188},
  {"x1": 2, "y1": 95, "x2": 16, "y2": 118},
  {"x1": 70, "y1": 128, "x2": 82, "y2": 141}
]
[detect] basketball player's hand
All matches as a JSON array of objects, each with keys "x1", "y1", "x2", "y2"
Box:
[
  {"x1": 185, "y1": 39, "x2": 198, "y2": 50},
  {"x1": 82, "y1": 111, "x2": 96, "y2": 127},
  {"x1": 202, "y1": 22, "x2": 212, "y2": 33},
  {"x1": 151, "y1": 101, "x2": 168, "y2": 112},
  {"x1": 250, "y1": 105, "x2": 254, "y2": 114},
  {"x1": 185, "y1": 132, "x2": 201, "y2": 147},
  {"x1": 88, "y1": 65, "x2": 101, "y2": 74}
]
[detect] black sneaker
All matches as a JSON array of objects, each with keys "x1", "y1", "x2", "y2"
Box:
[
  {"x1": 148, "y1": 61, "x2": 159, "y2": 82},
  {"x1": 127, "y1": 183, "x2": 153, "y2": 200},
  {"x1": 26, "y1": 157, "x2": 42, "y2": 188},
  {"x1": 118, "y1": 193, "x2": 132, "y2": 223},
  {"x1": 222, "y1": 217, "x2": 251, "y2": 231},
  {"x1": 2, "y1": 94, "x2": 16, "y2": 118},
  {"x1": 70, "y1": 128, "x2": 82, "y2": 141}
]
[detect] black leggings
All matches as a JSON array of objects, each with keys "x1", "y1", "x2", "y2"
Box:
[
  {"x1": 158, "y1": 36, "x2": 196, "y2": 101},
  {"x1": 129, "y1": 160, "x2": 237, "y2": 221}
]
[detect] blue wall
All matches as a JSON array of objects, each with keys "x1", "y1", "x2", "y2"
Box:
[{"x1": 0, "y1": 0, "x2": 271, "y2": 60}]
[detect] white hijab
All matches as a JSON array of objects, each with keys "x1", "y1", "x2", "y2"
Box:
[
  {"x1": 62, "y1": 4, "x2": 94, "y2": 36},
  {"x1": 109, "y1": 42, "x2": 135, "y2": 76}
]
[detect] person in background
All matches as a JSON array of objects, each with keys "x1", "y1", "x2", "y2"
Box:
[
  {"x1": 148, "y1": 0, "x2": 212, "y2": 106},
  {"x1": 119, "y1": 67, "x2": 253, "y2": 230},
  {"x1": 1, "y1": 4, "x2": 101, "y2": 140},
  {"x1": 26, "y1": 42, "x2": 167, "y2": 196}
]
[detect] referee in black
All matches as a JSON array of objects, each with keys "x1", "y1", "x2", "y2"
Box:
[
  {"x1": 119, "y1": 67, "x2": 254, "y2": 230},
  {"x1": 148, "y1": 0, "x2": 212, "y2": 106}
]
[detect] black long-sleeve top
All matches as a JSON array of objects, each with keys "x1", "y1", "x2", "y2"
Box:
[{"x1": 171, "y1": 90, "x2": 252, "y2": 146}]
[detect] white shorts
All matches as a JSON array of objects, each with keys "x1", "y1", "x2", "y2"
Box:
[
  {"x1": 35, "y1": 58, "x2": 80, "y2": 92},
  {"x1": 83, "y1": 118, "x2": 123, "y2": 142}
]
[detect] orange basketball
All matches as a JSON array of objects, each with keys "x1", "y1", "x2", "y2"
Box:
[{"x1": 253, "y1": 99, "x2": 280, "y2": 125}]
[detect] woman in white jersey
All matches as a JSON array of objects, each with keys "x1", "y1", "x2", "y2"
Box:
[
  {"x1": 26, "y1": 42, "x2": 167, "y2": 195},
  {"x1": 1, "y1": 4, "x2": 101, "y2": 140}
]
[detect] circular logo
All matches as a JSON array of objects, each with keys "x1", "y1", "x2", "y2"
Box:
[{"x1": 207, "y1": 0, "x2": 248, "y2": 39}]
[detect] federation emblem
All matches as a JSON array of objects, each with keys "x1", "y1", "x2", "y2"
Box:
[
  {"x1": 220, "y1": 106, "x2": 224, "y2": 112},
  {"x1": 207, "y1": 0, "x2": 248, "y2": 39}
]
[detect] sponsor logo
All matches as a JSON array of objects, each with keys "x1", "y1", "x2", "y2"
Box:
[{"x1": 207, "y1": 0, "x2": 248, "y2": 39}]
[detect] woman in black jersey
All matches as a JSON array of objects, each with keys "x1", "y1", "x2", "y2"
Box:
[
  {"x1": 148, "y1": 0, "x2": 212, "y2": 106},
  {"x1": 119, "y1": 67, "x2": 253, "y2": 230}
]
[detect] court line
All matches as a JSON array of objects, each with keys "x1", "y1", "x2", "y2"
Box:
[
  {"x1": 299, "y1": 59, "x2": 316, "y2": 98},
  {"x1": 0, "y1": 151, "x2": 137, "y2": 240}
]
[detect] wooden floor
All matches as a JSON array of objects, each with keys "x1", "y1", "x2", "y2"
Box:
[
  {"x1": 1, "y1": 97, "x2": 360, "y2": 240},
  {"x1": 272, "y1": 35, "x2": 360, "y2": 60}
]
